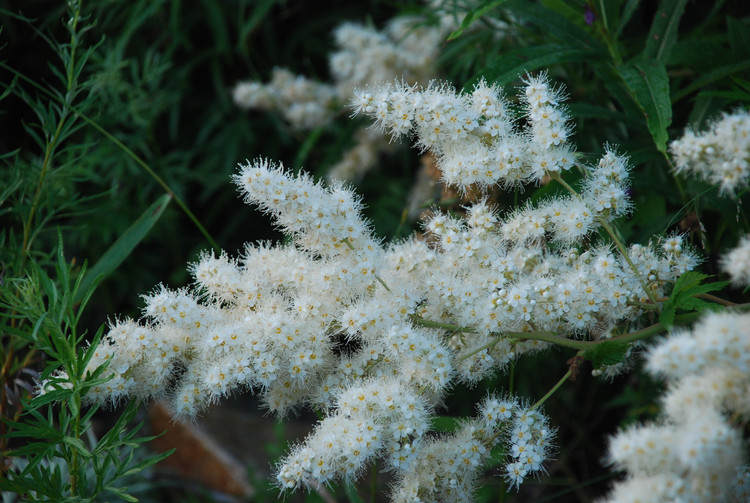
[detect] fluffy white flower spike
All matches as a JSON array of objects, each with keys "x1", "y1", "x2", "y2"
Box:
[
  {"x1": 670, "y1": 109, "x2": 750, "y2": 195},
  {"x1": 353, "y1": 74, "x2": 576, "y2": 190},
  {"x1": 601, "y1": 311, "x2": 750, "y2": 502}
]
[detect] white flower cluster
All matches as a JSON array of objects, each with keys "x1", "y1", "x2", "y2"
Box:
[
  {"x1": 390, "y1": 396, "x2": 554, "y2": 502},
  {"x1": 600, "y1": 310, "x2": 750, "y2": 502},
  {"x1": 670, "y1": 109, "x2": 750, "y2": 195},
  {"x1": 352, "y1": 74, "x2": 576, "y2": 189},
  {"x1": 721, "y1": 234, "x2": 750, "y2": 287},
  {"x1": 233, "y1": 68, "x2": 337, "y2": 131}
]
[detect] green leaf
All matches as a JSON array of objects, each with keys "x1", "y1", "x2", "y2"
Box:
[
  {"x1": 659, "y1": 272, "x2": 729, "y2": 328},
  {"x1": 432, "y1": 415, "x2": 461, "y2": 432},
  {"x1": 618, "y1": 59, "x2": 672, "y2": 152},
  {"x1": 75, "y1": 194, "x2": 171, "y2": 303},
  {"x1": 596, "y1": 0, "x2": 621, "y2": 36},
  {"x1": 448, "y1": 0, "x2": 508, "y2": 41},
  {"x1": 62, "y1": 435, "x2": 91, "y2": 458},
  {"x1": 583, "y1": 340, "x2": 629, "y2": 367},
  {"x1": 673, "y1": 59, "x2": 750, "y2": 103},
  {"x1": 104, "y1": 486, "x2": 139, "y2": 503},
  {"x1": 643, "y1": 0, "x2": 688, "y2": 63},
  {"x1": 615, "y1": 0, "x2": 642, "y2": 39},
  {"x1": 344, "y1": 481, "x2": 366, "y2": 503},
  {"x1": 479, "y1": 44, "x2": 600, "y2": 87},
  {"x1": 505, "y1": 0, "x2": 601, "y2": 49},
  {"x1": 727, "y1": 17, "x2": 750, "y2": 55}
]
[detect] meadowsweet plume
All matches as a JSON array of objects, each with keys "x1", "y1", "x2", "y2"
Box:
[
  {"x1": 670, "y1": 109, "x2": 750, "y2": 195},
  {"x1": 600, "y1": 311, "x2": 750, "y2": 502}
]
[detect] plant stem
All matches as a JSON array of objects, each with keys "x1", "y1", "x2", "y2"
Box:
[
  {"x1": 21, "y1": 2, "x2": 83, "y2": 271},
  {"x1": 341, "y1": 238, "x2": 391, "y2": 292},
  {"x1": 530, "y1": 368, "x2": 572, "y2": 411},
  {"x1": 597, "y1": 217, "x2": 659, "y2": 306}
]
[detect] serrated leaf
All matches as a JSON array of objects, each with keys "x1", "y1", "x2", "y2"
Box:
[
  {"x1": 660, "y1": 273, "x2": 728, "y2": 328},
  {"x1": 448, "y1": 0, "x2": 507, "y2": 41},
  {"x1": 672, "y1": 271, "x2": 709, "y2": 292},
  {"x1": 618, "y1": 59, "x2": 672, "y2": 152},
  {"x1": 75, "y1": 194, "x2": 171, "y2": 303},
  {"x1": 643, "y1": 0, "x2": 688, "y2": 63},
  {"x1": 684, "y1": 280, "x2": 730, "y2": 296},
  {"x1": 584, "y1": 340, "x2": 629, "y2": 366}
]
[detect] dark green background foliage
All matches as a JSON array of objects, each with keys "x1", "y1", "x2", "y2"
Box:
[{"x1": 2, "y1": 0, "x2": 749, "y2": 501}]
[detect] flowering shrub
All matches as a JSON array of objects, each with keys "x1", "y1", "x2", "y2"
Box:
[
  {"x1": 5, "y1": 1, "x2": 750, "y2": 502},
  {"x1": 41, "y1": 65, "x2": 750, "y2": 501}
]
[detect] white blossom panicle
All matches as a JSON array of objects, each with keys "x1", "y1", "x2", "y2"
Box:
[
  {"x1": 352, "y1": 74, "x2": 576, "y2": 189},
  {"x1": 233, "y1": 158, "x2": 379, "y2": 259},
  {"x1": 601, "y1": 310, "x2": 750, "y2": 502},
  {"x1": 389, "y1": 396, "x2": 555, "y2": 502},
  {"x1": 721, "y1": 234, "x2": 750, "y2": 287},
  {"x1": 233, "y1": 67, "x2": 337, "y2": 130},
  {"x1": 670, "y1": 109, "x2": 750, "y2": 195}
]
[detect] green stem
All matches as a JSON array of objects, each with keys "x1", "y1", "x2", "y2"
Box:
[
  {"x1": 341, "y1": 238, "x2": 391, "y2": 292},
  {"x1": 551, "y1": 173, "x2": 578, "y2": 197},
  {"x1": 549, "y1": 173, "x2": 658, "y2": 306},
  {"x1": 457, "y1": 338, "x2": 500, "y2": 362},
  {"x1": 530, "y1": 368, "x2": 572, "y2": 411},
  {"x1": 413, "y1": 303, "x2": 750, "y2": 352},
  {"x1": 21, "y1": 2, "x2": 84, "y2": 271},
  {"x1": 598, "y1": 217, "x2": 659, "y2": 306},
  {"x1": 697, "y1": 292, "x2": 737, "y2": 307}
]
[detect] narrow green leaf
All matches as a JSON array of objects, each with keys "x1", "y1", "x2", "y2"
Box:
[
  {"x1": 618, "y1": 59, "x2": 672, "y2": 152},
  {"x1": 479, "y1": 44, "x2": 600, "y2": 87},
  {"x1": 584, "y1": 340, "x2": 629, "y2": 367},
  {"x1": 344, "y1": 481, "x2": 366, "y2": 503},
  {"x1": 75, "y1": 194, "x2": 172, "y2": 303},
  {"x1": 616, "y1": 0, "x2": 642, "y2": 39},
  {"x1": 104, "y1": 486, "x2": 139, "y2": 503},
  {"x1": 643, "y1": 0, "x2": 688, "y2": 63},
  {"x1": 732, "y1": 76, "x2": 750, "y2": 93},
  {"x1": 673, "y1": 59, "x2": 750, "y2": 103},
  {"x1": 119, "y1": 448, "x2": 174, "y2": 478},
  {"x1": 596, "y1": 0, "x2": 621, "y2": 36},
  {"x1": 62, "y1": 435, "x2": 91, "y2": 458},
  {"x1": 504, "y1": 0, "x2": 601, "y2": 49},
  {"x1": 727, "y1": 17, "x2": 750, "y2": 55},
  {"x1": 448, "y1": 0, "x2": 507, "y2": 41},
  {"x1": 239, "y1": 0, "x2": 278, "y2": 42}
]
